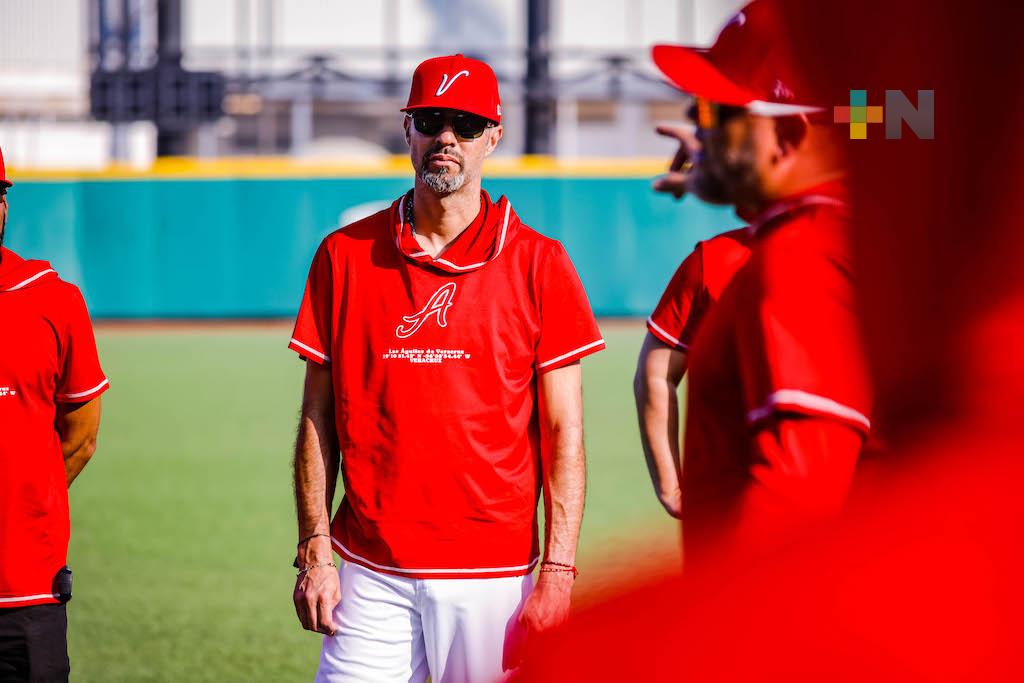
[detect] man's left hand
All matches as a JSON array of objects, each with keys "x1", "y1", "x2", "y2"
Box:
[{"x1": 502, "y1": 569, "x2": 574, "y2": 671}]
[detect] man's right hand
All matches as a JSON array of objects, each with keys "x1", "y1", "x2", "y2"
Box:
[
  {"x1": 652, "y1": 123, "x2": 699, "y2": 199},
  {"x1": 293, "y1": 537, "x2": 341, "y2": 636}
]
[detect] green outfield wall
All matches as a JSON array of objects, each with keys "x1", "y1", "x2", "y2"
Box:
[{"x1": 5, "y1": 175, "x2": 739, "y2": 318}]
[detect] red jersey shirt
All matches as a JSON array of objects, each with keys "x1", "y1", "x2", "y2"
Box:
[
  {"x1": 682, "y1": 185, "x2": 871, "y2": 550},
  {"x1": 647, "y1": 228, "x2": 751, "y2": 351},
  {"x1": 289, "y1": 191, "x2": 604, "y2": 579},
  {"x1": 0, "y1": 248, "x2": 108, "y2": 608}
]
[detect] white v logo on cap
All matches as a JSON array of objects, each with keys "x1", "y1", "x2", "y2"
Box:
[{"x1": 435, "y1": 70, "x2": 470, "y2": 96}]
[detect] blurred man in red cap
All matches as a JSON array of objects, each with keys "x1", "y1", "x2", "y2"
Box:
[
  {"x1": 0, "y1": 145, "x2": 108, "y2": 681},
  {"x1": 288, "y1": 54, "x2": 604, "y2": 681},
  {"x1": 647, "y1": 0, "x2": 872, "y2": 563}
]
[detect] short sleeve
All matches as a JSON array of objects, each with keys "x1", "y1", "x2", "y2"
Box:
[
  {"x1": 534, "y1": 243, "x2": 605, "y2": 373},
  {"x1": 56, "y1": 287, "x2": 109, "y2": 403},
  {"x1": 738, "y1": 238, "x2": 872, "y2": 436},
  {"x1": 647, "y1": 243, "x2": 705, "y2": 351},
  {"x1": 289, "y1": 241, "x2": 335, "y2": 364}
]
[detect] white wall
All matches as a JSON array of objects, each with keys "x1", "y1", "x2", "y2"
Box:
[
  {"x1": 0, "y1": 0, "x2": 747, "y2": 166},
  {"x1": 0, "y1": 0, "x2": 88, "y2": 112}
]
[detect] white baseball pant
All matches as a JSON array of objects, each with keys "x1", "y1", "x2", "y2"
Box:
[{"x1": 314, "y1": 559, "x2": 533, "y2": 683}]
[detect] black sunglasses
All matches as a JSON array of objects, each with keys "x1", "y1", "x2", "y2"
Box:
[
  {"x1": 687, "y1": 98, "x2": 746, "y2": 129},
  {"x1": 408, "y1": 109, "x2": 495, "y2": 140}
]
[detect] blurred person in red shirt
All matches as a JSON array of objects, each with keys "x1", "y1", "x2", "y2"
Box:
[
  {"x1": 636, "y1": 116, "x2": 753, "y2": 522},
  {"x1": 0, "y1": 146, "x2": 108, "y2": 682},
  {"x1": 516, "y1": 1, "x2": 1024, "y2": 680},
  {"x1": 634, "y1": 225, "x2": 750, "y2": 519},
  {"x1": 651, "y1": 0, "x2": 872, "y2": 564}
]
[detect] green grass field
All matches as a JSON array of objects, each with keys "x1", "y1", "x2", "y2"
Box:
[{"x1": 67, "y1": 323, "x2": 678, "y2": 682}]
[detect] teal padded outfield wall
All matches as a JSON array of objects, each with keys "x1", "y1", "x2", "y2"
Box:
[{"x1": 5, "y1": 177, "x2": 740, "y2": 318}]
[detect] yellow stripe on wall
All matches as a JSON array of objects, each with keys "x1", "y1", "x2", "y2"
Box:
[{"x1": 8, "y1": 155, "x2": 668, "y2": 181}]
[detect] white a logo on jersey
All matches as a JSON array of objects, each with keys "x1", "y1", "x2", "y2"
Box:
[
  {"x1": 435, "y1": 70, "x2": 470, "y2": 96},
  {"x1": 396, "y1": 282, "x2": 457, "y2": 338}
]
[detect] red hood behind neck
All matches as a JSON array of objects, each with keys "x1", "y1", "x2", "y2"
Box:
[
  {"x1": 391, "y1": 190, "x2": 522, "y2": 274},
  {"x1": 0, "y1": 247, "x2": 59, "y2": 292}
]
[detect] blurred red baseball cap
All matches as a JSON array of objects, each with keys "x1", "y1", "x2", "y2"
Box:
[
  {"x1": 652, "y1": 0, "x2": 824, "y2": 116},
  {"x1": 402, "y1": 54, "x2": 502, "y2": 123},
  {"x1": 0, "y1": 144, "x2": 12, "y2": 188}
]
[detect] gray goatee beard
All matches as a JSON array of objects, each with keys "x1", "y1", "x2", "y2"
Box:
[
  {"x1": 419, "y1": 148, "x2": 467, "y2": 195},
  {"x1": 420, "y1": 168, "x2": 466, "y2": 195}
]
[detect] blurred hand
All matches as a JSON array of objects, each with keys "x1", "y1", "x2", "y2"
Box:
[
  {"x1": 652, "y1": 123, "x2": 699, "y2": 200},
  {"x1": 293, "y1": 539, "x2": 341, "y2": 636},
  {"x1": 503, "y1": 570, "x2": 574, "y2": 671},
  {"x1": 658, "y1": 485, "x2": 684, "y2": 519}
]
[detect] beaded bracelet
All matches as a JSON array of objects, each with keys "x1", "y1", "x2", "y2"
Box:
[{"x1": 540, "y1": 560, "x2": 578, "y2": 579}]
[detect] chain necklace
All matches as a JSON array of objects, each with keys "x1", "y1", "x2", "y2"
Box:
[{"x1": 406, "y1": 193, "x2": 417, "y2": 235}]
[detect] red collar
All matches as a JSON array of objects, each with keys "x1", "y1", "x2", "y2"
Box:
[
  {"x1": 0, "y1": 247, "x2": 59, "y2": 292},
  {"x1": 392, "y1": 190, "x2": 520, "y2": 274}
]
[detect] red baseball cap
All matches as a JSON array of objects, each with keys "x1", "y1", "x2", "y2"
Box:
[
  {"x1": 402, "y1": 54, "x2": 502, "y2": 124},
  {"x1": 0, "y1": 144, "x2": 11, "y2": 188},
  {"x1": 652, "y1": 0, "x2": 823, "y2": 116}
]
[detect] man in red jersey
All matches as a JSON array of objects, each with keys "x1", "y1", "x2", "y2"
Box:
[
  {"x1": 635, "y1": 227, "x2": 750, "y2": 518},
  {"x1": 637, "y1": 110, "x2": 753, "y2": 519},
  {"x1": 0, "y1": 145, "x2": 108, "y2": 682},
  {"x1": 288, "y1": 54, "x2": 604, "y2": 682},
  {"x1": 650, "y1": 0, "x2": 872, "y2": 563}
]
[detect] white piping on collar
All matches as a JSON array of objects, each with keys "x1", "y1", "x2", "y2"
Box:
[
  {"x1": 748, "y1": 195, "x2": 848, "y2": 236},
  {"x1": 395, "y1": 194, "x2": 406, "y2": 252},
  {"x1": 5, "y1": 268, "x2": 56, "y2": 292},
  {"x1": 399, "y1": 195, "x2": 513, "y2": 272}
]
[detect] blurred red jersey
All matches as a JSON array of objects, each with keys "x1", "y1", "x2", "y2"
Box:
[
  {"x1": 290, "y1": 191, "x2": 604, "y2": 579},
  {"x1": 646, "y1": 228, "x2": 751, "y2": 351},
  {"x1": 0, "y1": 248, "x2": 108, "y2": 608},
  {"x1": 682, "y1": 183, "x2": 872, "y2": 554}
]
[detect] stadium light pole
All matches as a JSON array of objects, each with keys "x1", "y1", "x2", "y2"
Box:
[
  {"x1": 525, "y1": 0, "x2": 554, "y2": 156},
  {"x1": 156, "y1": 0, "x2": 187, "y2": 157}
]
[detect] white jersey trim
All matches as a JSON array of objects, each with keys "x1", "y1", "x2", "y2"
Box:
[
  {"x1": 747, "y1": 389, "x2": 871, "y2": 431},
  {"x1": 58, "y1": 378, "x2": 110, "y2": 401},
  {"x1": 6, "y1": 269, "x2": 56, "y2": 292},
  {"x1": 290, "y1": 338, "x2": 330, "y2": 363},
  {"x1": 332, "y1": 537, "x2": 539, "y2": 575},
  {"x1": 397, "y1": 195, "x2": 513, "y2": 272},
  {"x1": 432, "y1": 201, "x2": 513, "y2": 271},
  {"x1": 748, "y1": 195, "x2": 848, "y2": 236},
  {"x1": 396, "y1": 196, "x2": 406, "y2": 252},
  {"x1": 646, "y1": 317, "x2": 689, "y2": 351},
  {"x1": 537, "y1": 339, "x2": 606, "y2": 369},
  {"x1": 0, "y1": 593, "x2": 59, "y2": 604}
]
